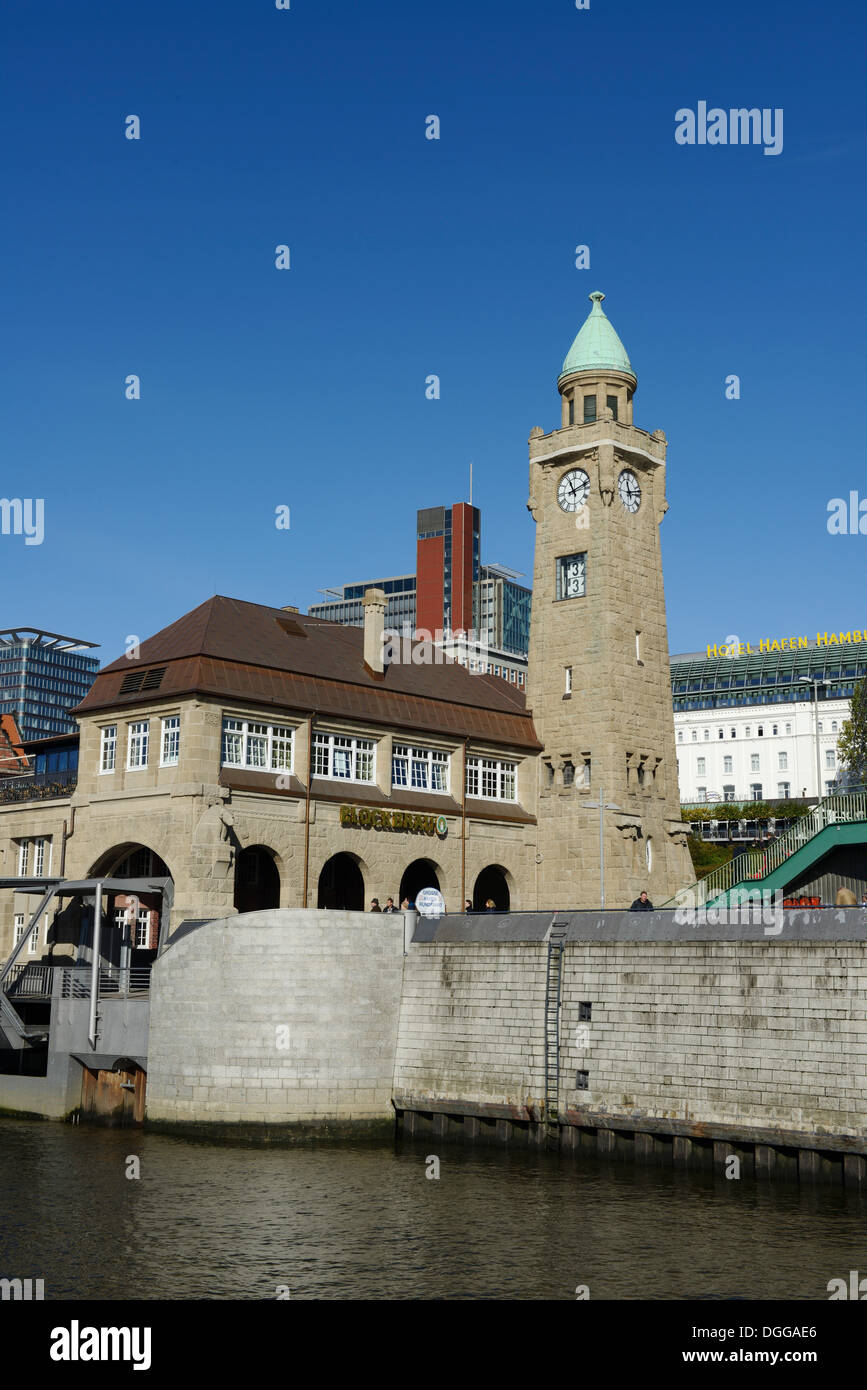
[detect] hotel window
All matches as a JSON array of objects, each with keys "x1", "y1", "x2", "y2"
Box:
[
  {"x1": 99, "y1": 724, "x2": 117, "y2": 773},
  {"x1": 696, "y1": 787, "x2": 706, "y2": 801},
  {"x1": 696, "y1": 757, "x2": 706, "y2": 776},
  {"x1": 772, "y1": 724, "x2": 778, "y2": 735},
  {"x1": 392, "y1": 745, "x2": 449, "y2": 794},
  {"x1": 465, "y1": 755, "x2": 517, "y2": 802},
  {"x1": 745, "y1": 727, "x2": 751, "y2": 738},
  {"x1": 583, "y1": 394, "x2": 597, "y2": 423},
  {"x1": 785, "y1": 723, "x2": 792, "y2": 735},
  {"x1": 817, "y1": 721, "x2": 823, "y2": 734},
  {"x1": 831, "y1": 720, "x2": 838, "y2": 733},
  {"x1": 677, "y1": 731, "x2": 683, "y2": 743},
  {"x1": 723, "y1": 785, "x2": 735, "y2": 801},
  {"x1": 691, "y1": 730, "x2": 697, "y2": 743},
  {"x1": 703, "y1": 729, "x2": 709, "y2": 741},
  {"x1": 757, "y1": 725, "x2": 764, "y2": 737},
  {"x1": 13, "y1": 915, "x2": 25, "y2": 947},
  {"x1": 778, "y1": 782, "x2": 791, "y2": 798},
  {"x1": 751, "y1": 783, "x2": 763, "y2": 801},
  {"x1": 751, "y1": 754, "x2": 760, "y2": 772},
  {"x1": 127, "y1": 721, "x2": 149, "y2": 770},
  {"x1": 312, "y1": 732, "x2": 374, "y2": 783},
  {"x1": 718, "y1": 728, "x2": 724, "y2": 739},
  {"x1": 778, "y1": 752, "x2": 788, "y2": 770},
  {"x1": 731, "y1": 727, "x2": 736, "y2": 738},
  {"x1": 160, "y1": 716, "x2": 180, "y2": 766},
  {"x1": 723, "y1": 756, "x2": 733, "y2": 774},
  {"x1": 221, "y1": 718, "x2": 294, "y2": 772},
  {"x1": 826, "y1": 749, "x2": 836, "y2": 770}
]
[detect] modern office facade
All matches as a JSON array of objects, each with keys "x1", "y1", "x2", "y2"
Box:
[
  {"x1": 416, "y1": 502, "x2": 480, "y2": 636},
  {"x1": 307, "y1": 576, "x2": 417, "y2": 630},
  {"x1": 0, "y1": 629, "x2": 100, "y2": 740},
  {"x1": 671, "y1": 635, "x2": 867, "y2": 802}
]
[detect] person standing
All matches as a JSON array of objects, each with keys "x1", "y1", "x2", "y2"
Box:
[
  {"x1": 629, "y1": 890, "x2": 654, "y2": 911},
  {"x1": 369, "y1": 898, "x2": 381, "y2": 912},
  {"x1": 383, "y1": 897, "x2": 397, "y2": 913}
]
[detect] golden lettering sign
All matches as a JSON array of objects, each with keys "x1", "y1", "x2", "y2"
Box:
[
  {"x1": 706, "y1": 630, "x2": 866, "y2": 659},
  {"x1": 340, "y1": 805, "x2": 447, "y2": 836}
]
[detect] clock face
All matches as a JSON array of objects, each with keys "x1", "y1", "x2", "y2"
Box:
[
  {"x1": 557, "y1": 469, "x2": 590, "y2": 512},
  {"x1": 618, "y1": 469, "x2": 641, "y2": 513},
  {"x1": 557, "y1": 552, "x2": 586, "y2": 600}
]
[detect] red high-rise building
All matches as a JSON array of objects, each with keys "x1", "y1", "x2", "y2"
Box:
[{"x1": 416, "y1": 503, "x2": 480, "y2": 637}]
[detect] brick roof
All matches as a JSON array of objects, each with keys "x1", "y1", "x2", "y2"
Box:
[{"x1": 74, "y1": 596, "x2": 541, "y2": 750}]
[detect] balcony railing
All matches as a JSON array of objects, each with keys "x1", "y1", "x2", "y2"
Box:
[
  {"x1": 5, "y1": 963, "x2": 53, "y2": 998},
  {"x1": 0, "y1": 770, "x2": 77, "y2": 804}
]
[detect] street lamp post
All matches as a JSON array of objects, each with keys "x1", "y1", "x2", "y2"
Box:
[
  {"x1": 799, "y1": 676, "x2": 831, "y2": 800},
  {"x1": 584, "y1": 788, "x2": 622, "y2": 909}
]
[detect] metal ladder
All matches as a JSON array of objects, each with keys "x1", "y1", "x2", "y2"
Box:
[{"x1": 544, "y1": 919, "x2": 568, "y2": 1134}]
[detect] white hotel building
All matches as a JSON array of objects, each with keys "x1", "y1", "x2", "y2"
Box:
[{"x1": 671, "y1": 637, "x2": 866, "y2": 804}]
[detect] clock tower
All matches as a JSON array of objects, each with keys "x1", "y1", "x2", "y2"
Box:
[{"x1": 526, "y1": 291, "x2": 692, "y2": 907}]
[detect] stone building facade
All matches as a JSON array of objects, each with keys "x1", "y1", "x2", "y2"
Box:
[{"x1": 0, "y1": 291, "x2": 693, "y2": 959}]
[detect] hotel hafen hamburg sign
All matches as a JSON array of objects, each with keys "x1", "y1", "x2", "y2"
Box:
[
  {"x1": 340, "y1": 804, "x2": 448, "y2": 837},
  {"x1": 707, "y1": 630, "x2": 867, "y2": 658}
]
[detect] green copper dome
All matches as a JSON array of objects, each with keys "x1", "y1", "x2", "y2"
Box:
[{"x1": 559, "y1": 291, "x2": 636, "y2": 384}]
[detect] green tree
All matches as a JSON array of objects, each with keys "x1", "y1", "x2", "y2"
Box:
[{"x1": 838, "y1": 676, "x2": 867, "y2": 787}]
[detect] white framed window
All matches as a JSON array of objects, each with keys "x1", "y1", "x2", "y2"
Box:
[
  {"x1": 730, "y1": 727, "x2": 736, "y2": 738},
  {"x1": 127, "y1": 721, "x2": 149, "y2": 770},
  {"x1": 312, "y1": 731, "x2": 374, "y2": 783},
  {"x1": 745, "y1": 726, "x2": 751, "y2": 738},
  {"x1": 831, "y1": 720, "x2": 838, "y2": 733},
  {"x1": 13, "y1": 915, "x2": 25, "y2": 946},
  {"x1": 160, "y1": 715, "x2": 180, "y2": 766},
  {"x1": 115, "y1": 906, "x2": 152, "y2": 949},
  {"x1": 392, "y1": 745, "x2": 449, "y2": 794},
  {"x1": 697, "y1": 786, "x2": 706, "y2": 800},
  {"x1": 778, "y1": 752, "x2": 788, "y2": 771},
  {"x1": 27, "y1": 922, "x2": 40, "y2": 956},
  {"x1": 33, "y1": 838, "x2": 47, "y2": 877},
  {"x1": 703, "y1": 729, "x2": 709, "y2": 742},
  {"x1": 677, "y1": 730, "x2": 683, "y2": 743},
  {"x1": 691, "y1": 730, "x2": 697, "y2": 742},
  {"x1": 757, "y1": 725, "x2": 764, "y2": 737},
  {"x1": 99, "y1": 724, "x2": 117, "y2": 773},
  {"x1": 825, "y1": 780, "x2": 836, "y2": 795},
  {"x1": 778, "y1": 782, "x2": 791, "y2": 798},
  {"x1": 723, "y1": 756, "x2": 733, "y2": 774},
  {"x1": 817, "y1": 721, "x2": 823, "y2": 734},
  {"x1": 221, "y1": 717, "x2": 294, "y2": 772},
  {"x1": 723, "y1": 785, "x2": 735, "y2": 801},
  {"x1": 696, "y1": 757, "x2": 706, "y2": 776},
  {"x1": 17, "y1": 841, "x2": 29, "y2": 877},
  {"x1": 751, "y1": 783, "x2": 763, "y2": 800},
  {"x1": 751, "y1": 754, "x2": 760, "y2": 772},
  {"x1": 785, "y1": 723, "x2": 792, "y2": 735},
  {"x1": 465, "y1": 755, "x2": 517, "y2": 802},
  {"x1": 16, "y1": 838, "x2": 50, "y2": 877},
  {"x1": 826, "y1": 749, "x2": 836, "y2": 770},
  {"x1": 718, "y1": 728, "x2": 724, "y2": 739}
]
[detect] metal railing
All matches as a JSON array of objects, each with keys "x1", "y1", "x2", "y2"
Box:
[
  {"x1": 4, "y1": 963, "x2": 52, "y2": 998},
  {"x1": 667, "y1": 792, "x2": 867, "y2": 907},
  {"x1": 57, "y1": 963, "x2": 152, "y2": 998},
  {"x1": 0, "y1": 770, "x2": 77, "y2": 804}
]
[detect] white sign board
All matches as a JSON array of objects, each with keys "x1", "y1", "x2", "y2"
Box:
[{"x1": 415, "y1": 887, "x2": 445, "y2": 919}]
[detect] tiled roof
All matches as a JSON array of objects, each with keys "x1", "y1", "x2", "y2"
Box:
[{"x1": 74, "y1": 596, "x2": 541, "y2": 751}]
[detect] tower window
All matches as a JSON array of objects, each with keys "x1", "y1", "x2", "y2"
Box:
[
  {"x1": 565, "y1": 666, "x2": 572, "y2": 695},
  {"x1": 583, "y1": 395, "x2": 597, "y2": 423},
  {"x1": 635, "y1": 631, "x2": 642, "y2": 664},
  {"x1": 568, "y1": 397, "x2": 575, "y2": 425},
  {"x1": 606, "y1": 395, "x2": 618, "y2": 420}
]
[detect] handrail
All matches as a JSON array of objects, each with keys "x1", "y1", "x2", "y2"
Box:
[{"x1": 663, "y1": 792, "x2": 867, "y2": 907}]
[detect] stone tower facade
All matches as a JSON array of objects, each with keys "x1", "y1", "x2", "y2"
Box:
[{"x1": 526, "y1": 291, "x2": 692, "y2": 907}]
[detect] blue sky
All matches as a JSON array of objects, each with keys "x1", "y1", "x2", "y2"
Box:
[{"x1": 3, "y1": 0, "x2": 866, "y2": 664}]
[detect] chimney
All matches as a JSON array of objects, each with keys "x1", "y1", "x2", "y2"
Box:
[
  {"x1": 363, "y1": 588, "x2": 387, "y2": 674},
  {"x1": 281, "y1": 604, "x2": 299, "y2": 613}
]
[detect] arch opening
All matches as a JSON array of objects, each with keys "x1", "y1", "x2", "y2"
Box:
[
  {"x1": 399, "y1": 858, "x2": 441, "y2": 907},
  {"x1": 317, "y1": 853, "x2": 365, "y2": 911},
  {"x1": 234, "y1": 845, "x2": 281, "y2": 915},
  {"x1": 473, "y1": 865, "x2": 511, "y2": 912}
]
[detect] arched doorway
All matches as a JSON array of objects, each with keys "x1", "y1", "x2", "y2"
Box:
[
  {"x1": 473, "y1": 865, "x2": 511, "y2": 911},
  {"x1": 317, "y1": 853, "x2": 365, "y2": 910},
  {"x1": 85, "y1": 844, "x2": 172, "y2": 971},
  {"x1": 399, "y1": 858, "x2": 440, "y2": 907},
  {"x1": 234, "y1": 845, "x2": 281, "y2": 915}
]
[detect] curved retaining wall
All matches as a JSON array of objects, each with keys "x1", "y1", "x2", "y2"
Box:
[{"x1": 146, "y1": 909, "x2": 405, "y2": 1133}]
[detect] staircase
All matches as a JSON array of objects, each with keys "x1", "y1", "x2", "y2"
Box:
[
  {"x1": 544, "y1": 919, "x2": 568, "y2": 1132},
  {"x1": 661, "y1": 792, "x2": 867, "y2": 909},
  {"x1": 0, "y1": 887, "x2": 58, "y2": 1048}
]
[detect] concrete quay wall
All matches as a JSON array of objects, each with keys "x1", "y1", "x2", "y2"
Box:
[{"x1": 395, "y1": 912, "x2": 867, "y2": 1159}]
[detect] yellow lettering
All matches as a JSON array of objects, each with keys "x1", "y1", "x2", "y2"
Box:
[
  {"x1": 707, "y1": 644, "x2": 718, "y2": 658},
  {"x1": 759, "y1": 638, "x2": 771, "y2": 652},
  {"x1": 841, "y1": 631, "x2": 853, "y2": 644},
  {"x1": 738, "y1": 644, "x2": 747, "y2": 656},
  {"x1": 829, "y1": 634, "x2": 839, "y2": 644},
  {"x1": 817, "y1": 632, "x2": 828, "y2": 646},
  {"x1": 769, "y1": 640, "x2": 780, "y2": 652},
  {"x1": 798, "y1": 636, "x2": 809, "y2": 648},
  {"x1": 854, "y1": 631, "x2": 863, "y2": 644}
]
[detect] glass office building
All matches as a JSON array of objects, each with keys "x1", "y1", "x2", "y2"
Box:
[{"x1": 0, "y1": 629, "x2": 100, "y2": 740}]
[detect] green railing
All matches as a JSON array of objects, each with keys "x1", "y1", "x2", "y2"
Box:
[{"x1": 664, "y1": 792, "x2": 867, "y2": 908}]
